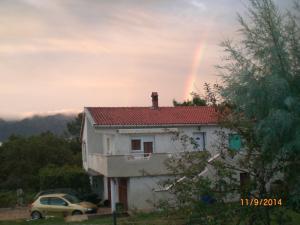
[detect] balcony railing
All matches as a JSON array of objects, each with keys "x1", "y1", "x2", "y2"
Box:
[
  {"x1": 126, "y1": 152, "x2": 152, "y2": 160},
  {"x1": 86, "y1": 152, "x2": 170, "y2": 177}
]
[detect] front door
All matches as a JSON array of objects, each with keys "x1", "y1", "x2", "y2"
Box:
[
  {"x1": 240, "y1": 172, "x2": 250, "y2": 197},
  {"x1": 143, "y1": 142, "x2": 153, "y2": 156},
  {"x1": 107, "y1": 178, "x2": 111, "y2": 207},
  {"x1": 118, "y1": 178, "x2": 128, "y2": 210}
]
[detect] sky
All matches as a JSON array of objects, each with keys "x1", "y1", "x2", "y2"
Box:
[{"x1": 0, "y1": 0, "x2": 293, "y2": 119}]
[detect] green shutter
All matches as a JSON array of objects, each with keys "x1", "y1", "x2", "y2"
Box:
[{"x1": 229, "y1": 134, "x2": 241, "y2": 151}]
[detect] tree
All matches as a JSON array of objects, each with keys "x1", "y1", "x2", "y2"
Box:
[
  {"x1": 173, "y1": 92, "x2": 207, "y2": 106},
  {"x1": 67, "y1": 113, "x2": 83, "y2": 140},
  {"x1": 39, "y1": 165, "x2": 90, "y2": 193},
  {"x1": 160, "y1": 1, "x2": 300, "y2": 224},
  {"x1": 66, "y1": 113, "x2": 83, "y2": 155},
  {"x1": 0, "y1": 132, "x2": 82, "y2": 191},
  {"x1": 219, "y1": 0, "x2": 300, "y2": 213}
]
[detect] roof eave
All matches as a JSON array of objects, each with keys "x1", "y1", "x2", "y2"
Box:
[
  {"x1": 93, "y1": 123, "x2": 218, "y2": 129},
  {"x1": 84, "y1": 107, "x2": 96, "y2": 125}
]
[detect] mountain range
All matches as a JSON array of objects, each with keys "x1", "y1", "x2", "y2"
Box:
[{"x1": 0, "y1": 114, "x2": 76, "y2": 142}]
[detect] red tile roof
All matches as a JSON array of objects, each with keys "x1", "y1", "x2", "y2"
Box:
[{"x1": 86, "y1": 106, "x2": 218, "y2": 127}]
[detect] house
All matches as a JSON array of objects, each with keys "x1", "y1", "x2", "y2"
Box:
[{"x1": 81, "y1": 92, "x2": 227, "y2": 211}]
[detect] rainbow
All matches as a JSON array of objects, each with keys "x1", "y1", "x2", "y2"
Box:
[{"x1": 183, "y1": 41, "x2": 207, "y2": 100}]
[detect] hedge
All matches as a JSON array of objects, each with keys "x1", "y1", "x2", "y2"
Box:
[{"x1": 39, "y1": 165, "x2": 91, "y2": 194}]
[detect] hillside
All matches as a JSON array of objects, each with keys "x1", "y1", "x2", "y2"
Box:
[{"x1": 0, "y1": 114, "x2": 76, "y2": 142}]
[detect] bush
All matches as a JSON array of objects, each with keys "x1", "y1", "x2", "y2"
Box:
[
  {"x1": 39, "y1": 165, "x2": 91, "y2": 194},
  {"x1": 0, "y1": 133, "x2": 82, "y2": 191},
  {"x1": 0, "y1": 191, "x2": 17, "y2": 207},
  {"x1": 0, "y1": 191, "x2": 35, "y2": 207}
]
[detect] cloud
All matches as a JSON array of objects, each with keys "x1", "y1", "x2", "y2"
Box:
[
  {"x1": 0, "y1": 38, "x2": 110, "y2": 54},
  {"x1": 0, "y1": 0, "x2": 248, "y2": 118},
  {"x1": 0, "y1": 108, "x2": 80, "y2": 120},
  {"x1": 20, "y1": 0, "x2": 57, "y2": 9},
  {"x1": 189, "y1": 0, "x2": 207, "y2": 11},
  {"x1": 21, "y1": 108, "x2": 80, "y2": 118}
]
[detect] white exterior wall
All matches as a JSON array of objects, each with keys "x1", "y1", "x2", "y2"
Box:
[
  {"x1": 113, "y1": 125, "x2": 220, "y2": 155},
  {"x1": 82, "y1": 116, "x2": 89, "y2": 169},
  {"x1": 82, "y1": 113, "x2": 229, "y2": 210},
  {"x1": 127, "y1": 176, "x2": 173, "y2": 210},
  {"x1": 83, "y1": 123, "x2": 224, "y2": 177},
  {"x1": 83, "y1": 112, "x2": 222, "y2": 157},
  {"x1": 103, "y1": 176, "x2": 108, "y2": 199},
  {"x1": 86, "y1": 119, "x2": 104, "y2": 154}
]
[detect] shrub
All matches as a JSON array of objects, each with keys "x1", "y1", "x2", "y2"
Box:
[
  {"x1": 0, "y1": 191, "x2": 17, "y2": 207},
  {"x1": 0, "y1": 191, "x2": 36, "y2": 207},
  {"x1": 39, "y1": 165, "x2": 91, "y2": 194}
]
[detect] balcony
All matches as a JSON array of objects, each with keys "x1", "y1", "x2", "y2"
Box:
[{"x1": 86, "y1": 152, "x2": 171, "y2": 177}]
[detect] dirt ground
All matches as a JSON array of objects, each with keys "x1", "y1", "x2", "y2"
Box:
[{"x1": 0, "y1": 207, "x2": 30, "y2": 221}]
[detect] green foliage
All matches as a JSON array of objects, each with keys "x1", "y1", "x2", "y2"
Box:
[
  {"x1": 0, "y1": 191, "x2": 35, "y2": 207},
  {"x1": 0, "y1": 113, "x2": 85, "y2": 208},
  {"x1": 66, "y1": 113, "x2": 83, "y2": 141},
  {"x1": 213, "y1": 0, "x2": 300, "y2": 223},
  {"x1": 39, "y1": 165, "x2": 90, "y2": 193},
  {"x1": 66, "y1": 113, "x2": 83, "y2": 156},
  {"x1": 219, "y1": 0, "x2": 300, "y2": 210},
  {"x1": 0, "y1": 132, "x2": 82, "y2": 192},
  {"x1": 173, "y1": 92, "x2": 207, "y2": 106},
  {"x1": 0, "y1": 216, "x2": 114, "y2": 225},
  {"x1": 160, "y1": 149, "x2": 240, "y2": 224},
  {"x1": 0, "y1": 191, "x2": 17, "y2": 207},
  {"x1": 161, "y1": 1, "x2": 300, "y2": 224}
]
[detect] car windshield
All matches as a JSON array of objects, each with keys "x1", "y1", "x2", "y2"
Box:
[{"x1": 63, "y1": 194, "x2": 81, "y2": 204}]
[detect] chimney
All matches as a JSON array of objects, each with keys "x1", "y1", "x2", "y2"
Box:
[{"x1": 151, "y1": 92, "x2": 159, "y2": 109}]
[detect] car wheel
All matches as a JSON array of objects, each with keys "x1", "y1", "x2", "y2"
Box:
[
  {"x1": 31, "y1": 211, "x2": 42, "y2": 219},
  {"x1": 72, "y1": 210, "x2": 83, "y2": 216}
]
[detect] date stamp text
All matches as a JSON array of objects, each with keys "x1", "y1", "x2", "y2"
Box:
[{"x1": 240, "y1": 198, "x2": 282, "y2": 206}]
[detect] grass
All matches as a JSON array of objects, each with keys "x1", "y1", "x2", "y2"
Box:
[
  {"x1": 0, "y1": 212, "x2": 184, "y2": 225},
  {"x1": 0, "y1": 208, "x2": 299, "y2": 225},
  {"x1": 0, "y1": 217, "x2": 113, "y2": 225}
]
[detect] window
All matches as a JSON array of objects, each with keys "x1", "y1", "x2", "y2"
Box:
[
  {"x1": 40, "y1": 197, "x2": 49, "y2": 205},
  {"x1": 192, "y1": 132, "x2": 206, "y2": 150},
  {"x1": 131, "y1": 139, "x2": 141, "y2": 151},
  {"x1": 143, "y1": 142, "x2": 153, "y2": 155},
  {"x1": 107, "y1": 138, "x2": 110, "y2": 152},
  {"x1": 49, "y1": 197, "x2": 67, "y2": 206},
  {"x1": 82, "y1": 141, "x2": 87, "y2": 162},
  {"x1": 63, "y1": 194, "x2": 80, "y2": 204},
  {"x1": 229, "y1": 134, "x2": 241, "y2": 151},
  {"x1": 131, "y1": 137, "x2": 154, "y2": 154}
]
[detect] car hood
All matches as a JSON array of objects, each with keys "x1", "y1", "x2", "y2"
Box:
[{"x1": 79, "y1": 201, "x2": 97, "y2": 208}]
